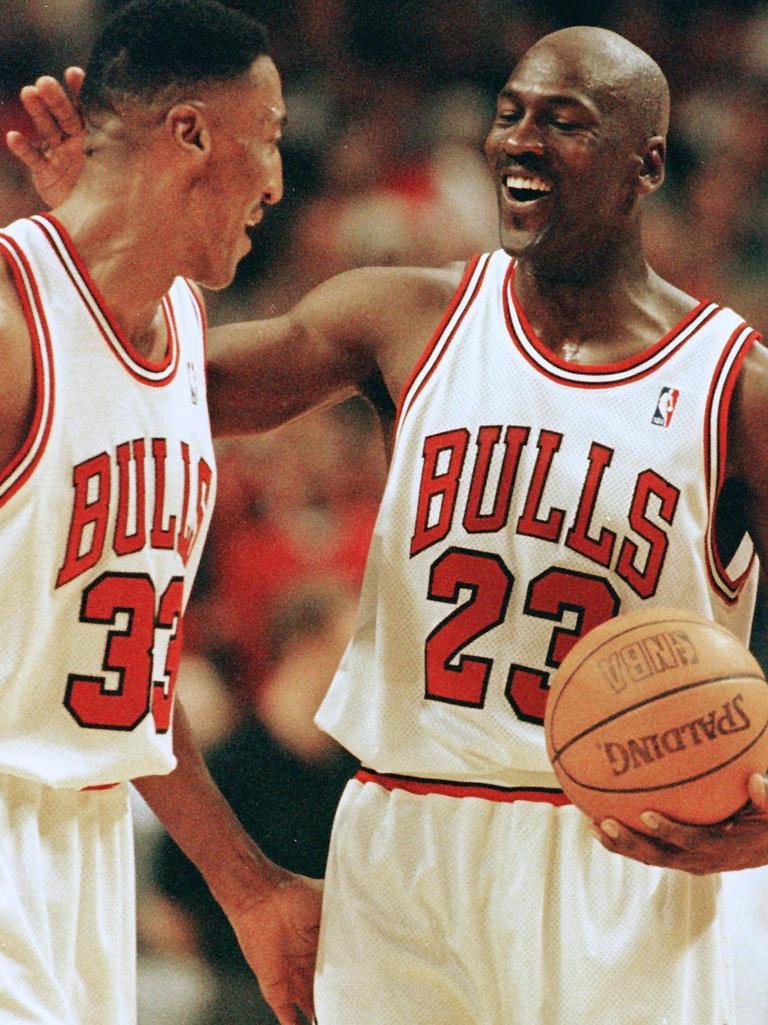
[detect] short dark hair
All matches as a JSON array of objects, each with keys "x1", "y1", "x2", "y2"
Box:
[{"x1": 80, "y1": 0, "x2": 270, "y2": 115}]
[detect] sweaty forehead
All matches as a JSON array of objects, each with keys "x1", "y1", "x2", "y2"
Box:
[
  {"x1": 507, "y1": 42, "x2": 627, "y2": 112},
  {"x1": 504, "y1": 29, "x2": 669, "y2": 138},
  {"x1": 246, "y1": 56, "x2": 286, "y2": 118},
  {"x1": 222, "y1": 56, "x2": 285, "y2": 131}
]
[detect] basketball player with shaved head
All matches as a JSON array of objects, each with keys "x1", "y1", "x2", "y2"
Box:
[{"x1": 13, "y1": 23, "x2": 768, "y2": 1025}]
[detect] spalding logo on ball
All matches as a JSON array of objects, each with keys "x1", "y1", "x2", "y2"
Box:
[{"x1": 543, "y1": 607, "x2": 768, "y2": 833}]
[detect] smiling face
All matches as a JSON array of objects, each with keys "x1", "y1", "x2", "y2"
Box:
[
  {"x1": 189, "y1": 55, "x2": 285, "y2": 289},
  {"x1": 484, "y1": 29, "x2": 667, "y2": 279}
]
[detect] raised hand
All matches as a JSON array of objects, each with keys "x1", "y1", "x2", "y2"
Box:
[{"x1": 7, "y1": 68, "x2": 86, "y2": 208}]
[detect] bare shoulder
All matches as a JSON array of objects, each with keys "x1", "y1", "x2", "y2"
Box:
[
  {"x1": 312, "y1": 261, "x2": 466, "y2": 327},
  {"x1": 0, "y1": 259, "x2": 35, "y2": 468},
  {"x1": 296, "y1": 261, "x2": 468, "y2": 391},
  {"x1": 206, "y1": 261, "x2": 470, "y2": 436},
  {"x1": 340, "y1": 261, "x2": 467, "y2": 396}
]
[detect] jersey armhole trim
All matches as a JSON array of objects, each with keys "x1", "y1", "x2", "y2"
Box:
[
  {"x1": 704, "y1": 324, "x2": 759, "y2": 603},
  {"x1": 0, "y1": 233, "x2": 55, "y2": 507},
  {"x1": 392, "y1": 253, "x2": 491, "y2": 449},
  {"x1": 182, "y1": 279, "x2": 208, "y2": 358}
]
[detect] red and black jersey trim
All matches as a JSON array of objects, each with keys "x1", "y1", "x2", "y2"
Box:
[
  {"x1": 504, "y1": 261, "x2": 721, "y2": 388},
  {"x1": 30, "y1": 213, "x2": 180, "y2": 386},
  {"x1": 704, "y1": 323, "x2": 759, "y2": 603},
  {"x1": 393, "y1": 253, "x2": 491, "y2": 447},
  {"x1": 354, "y1": 767, "x2": 570, "y2": 805},
  {"x1": 0, "y1": 231, "x2": 55, "y2": 507}
]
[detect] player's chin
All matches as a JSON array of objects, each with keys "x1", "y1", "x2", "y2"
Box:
[
  {"x1": 194, "y1": 237, "x2": 251, "y2": 291},
  {"x1": 195, "y1": 261, "x2": 239, "y2": 292},
  {"x1": 498, "y1": 217, "x2": 551, "y2": 260}
]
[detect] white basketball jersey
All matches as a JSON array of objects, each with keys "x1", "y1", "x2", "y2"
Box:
[
  {"x1": 0, "y1": 214, "x2": 216, "y2": 788},
  {"x1": 317, "y1": 250, "x2": 760, "y2": 787}
]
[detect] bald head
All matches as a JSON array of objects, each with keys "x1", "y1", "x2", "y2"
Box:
[
  {"x1": 518, "y1": 26, "x2": 670, "y2": 141},
  {"x1": 485, "y1": 26, "x2": 671, "y2": 271}
]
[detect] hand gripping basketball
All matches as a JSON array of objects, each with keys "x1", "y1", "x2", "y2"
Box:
[{"x1": 544, "y1": 607, "x2": 768, "y2": 833}]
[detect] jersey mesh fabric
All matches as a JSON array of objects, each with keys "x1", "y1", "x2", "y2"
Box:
[
  {"x1": 316, "y1": 779, "x2": 736, "y2": 1025},
  {"x1": 317, "y1": 249, "x2": 759, "y2": 788},
  {"x1": 0, "y1": 214, "x2": 216, "y2": 788}
]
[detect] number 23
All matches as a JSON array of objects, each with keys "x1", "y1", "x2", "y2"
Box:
[{"x1": 424, "y1": 547, "x2": 620, "y2": 723}]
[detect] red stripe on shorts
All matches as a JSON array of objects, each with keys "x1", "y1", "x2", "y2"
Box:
[{"x1": 355, "y1": 767, "x2": 571, "y2": 805}]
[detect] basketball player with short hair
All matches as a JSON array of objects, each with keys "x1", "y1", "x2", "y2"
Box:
[
  {"x1": 15, "y1": 21, "x2": 768, "y2": 1025},
  {"x1": 0, "y1": 2, "x2": 321, "y2": 1025}
]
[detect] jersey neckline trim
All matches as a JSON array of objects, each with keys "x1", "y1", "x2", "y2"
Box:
[
  {"x1": 30, "y1": 213, "x2": 180, "y2": 386},
  {"x1": 504, "y1": 259, "x2": 720, "y2": 387}
]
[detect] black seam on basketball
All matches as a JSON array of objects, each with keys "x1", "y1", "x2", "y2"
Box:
[
  {"x1": 551, "y1": 617, "x2": 756, "y2": 711},
  {"x1": 553, "y1": 718, "x2": 768, "y2": 794},
  {"x1": 550, "y1": 673, "x2": 768, "y2": 758}
]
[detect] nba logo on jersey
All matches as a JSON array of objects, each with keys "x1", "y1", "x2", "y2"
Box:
[{"x1": 652, "y1": 386, "x2": 680, "y2": 427}]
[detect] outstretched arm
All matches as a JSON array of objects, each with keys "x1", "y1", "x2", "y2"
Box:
[
  {"x1": 205, "y1": 263, "x2": 460, "y2": 437},
  {"x1": 134, "y1": 699, "x2": 322, "y2": 1025},
  {"x1": 6, "y1": 68, "x2": 86, "y2": 208}
]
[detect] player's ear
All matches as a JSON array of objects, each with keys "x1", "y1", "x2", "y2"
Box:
[
  {"x1": 637, "y1": 136, "x2": 665, "y2": 195},
  {"x1": 167, "y1": 103, "x2": 210, "y2": 157}
]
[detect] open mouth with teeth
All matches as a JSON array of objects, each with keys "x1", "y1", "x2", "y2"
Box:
[{"x1": 504, "y1": 175, "x2": 553, "y2": 203}]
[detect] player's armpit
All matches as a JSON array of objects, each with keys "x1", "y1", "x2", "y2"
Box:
[{"x1": 728, "y1": 340, "x2": 768, "y2": 569}]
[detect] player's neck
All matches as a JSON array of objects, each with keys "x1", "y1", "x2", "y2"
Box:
[
  {"x1": 514, "y1": 254, "x2": 694, "y2": 364},
  {"x1": 53, "y1": 180, "x2": 180, "y2": 352}
]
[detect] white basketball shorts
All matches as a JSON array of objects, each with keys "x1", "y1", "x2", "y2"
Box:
[
  {"x1": 315, "y1": 772, "x2": 740, "y2": 1025},
  {"x1": 0, "y1": 775, "x2": 136, "y2": 1025}
]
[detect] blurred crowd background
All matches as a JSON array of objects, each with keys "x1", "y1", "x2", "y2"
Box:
[{"x1": 2, "y1": 1, "x2": 768, "y2": 1022}]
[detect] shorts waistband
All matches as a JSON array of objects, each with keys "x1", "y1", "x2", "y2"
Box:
[{"x1": 354, "y1": 767, "x2": 571, "y2": 805}]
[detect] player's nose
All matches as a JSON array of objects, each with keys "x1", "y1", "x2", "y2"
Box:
[
  {"x1": 502, "y1": 112, "x2": 545, "y2": 157},
  {"x1": 263, "y1": 149, "x2": 284, "y2": 206}
]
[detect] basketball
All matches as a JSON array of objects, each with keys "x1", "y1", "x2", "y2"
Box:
[{"x1": 544, "y1": 607, "x2": 768, "y2": 833}]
